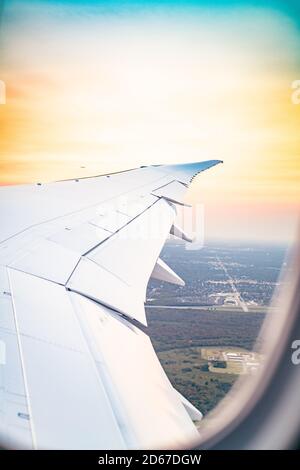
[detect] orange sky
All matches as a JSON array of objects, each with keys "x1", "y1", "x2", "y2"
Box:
[{"x1": 0, "y1": 1, "x2": 299, "y2": 242}]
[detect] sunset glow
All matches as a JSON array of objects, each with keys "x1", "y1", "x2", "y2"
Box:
[{"x1": 0, "y1": 0, "x2": 299, "y2": 242}]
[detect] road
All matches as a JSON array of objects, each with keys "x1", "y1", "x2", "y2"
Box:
[{"x1": 216, "y1": 256, "x2": 249, "y2": 312}]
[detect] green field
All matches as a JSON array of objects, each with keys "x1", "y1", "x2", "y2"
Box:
[
  {"x1": 156, "y1": 346, "x2": 237, "y2": 415},
  {"x1": 146, "y1": 306, "x2": 266, "y2": 415}
]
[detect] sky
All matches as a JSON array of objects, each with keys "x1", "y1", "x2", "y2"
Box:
[{"x1": 0, "y1": 0, "x2": 299, "y2": 242}]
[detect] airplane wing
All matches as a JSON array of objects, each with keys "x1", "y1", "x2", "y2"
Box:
[{"x1": 0, "y1": 160, "x2": 222, "y2": 449}]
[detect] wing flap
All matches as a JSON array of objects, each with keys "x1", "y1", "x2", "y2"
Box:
[
  {"x1": 7, "y1": 268, "x2": 200, "y2": 449},
  {"x1": 86, "y1": 199, "x2": 175, "y2": 296},
  {"x1": 8, "y1": 269, "x2": 126, "y2": 450},
  {"x1": 151, "y1": 257, "x2": 185, "y2": 286},
  {"x1": 67, "y1": 257, "x2": 147, "y2": 325},
  {"x1": 67, "y1": 198, "x2": 176, "y2": 325}
]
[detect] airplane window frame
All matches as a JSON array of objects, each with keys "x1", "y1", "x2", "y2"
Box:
[{"x1": 192, "y1": 231, "x2": 300, "y2": 450}]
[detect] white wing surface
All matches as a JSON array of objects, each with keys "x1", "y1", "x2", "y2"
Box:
[{"x1": 0, "y1": 160, "x2": 222, "y2": 449}]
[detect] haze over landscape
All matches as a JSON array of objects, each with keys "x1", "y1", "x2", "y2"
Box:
[{"x1": 146, "y1": 240, "x2": 287, "y2": 415}]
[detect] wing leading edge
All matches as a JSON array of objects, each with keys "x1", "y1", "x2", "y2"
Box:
[{"x1": 0, "y1": 160, "x2": 222, "y2": 449}]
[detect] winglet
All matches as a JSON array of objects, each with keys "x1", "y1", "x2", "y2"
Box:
[{"x1": 161, "y1": 159, "x2": 223, "y2": 185}]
